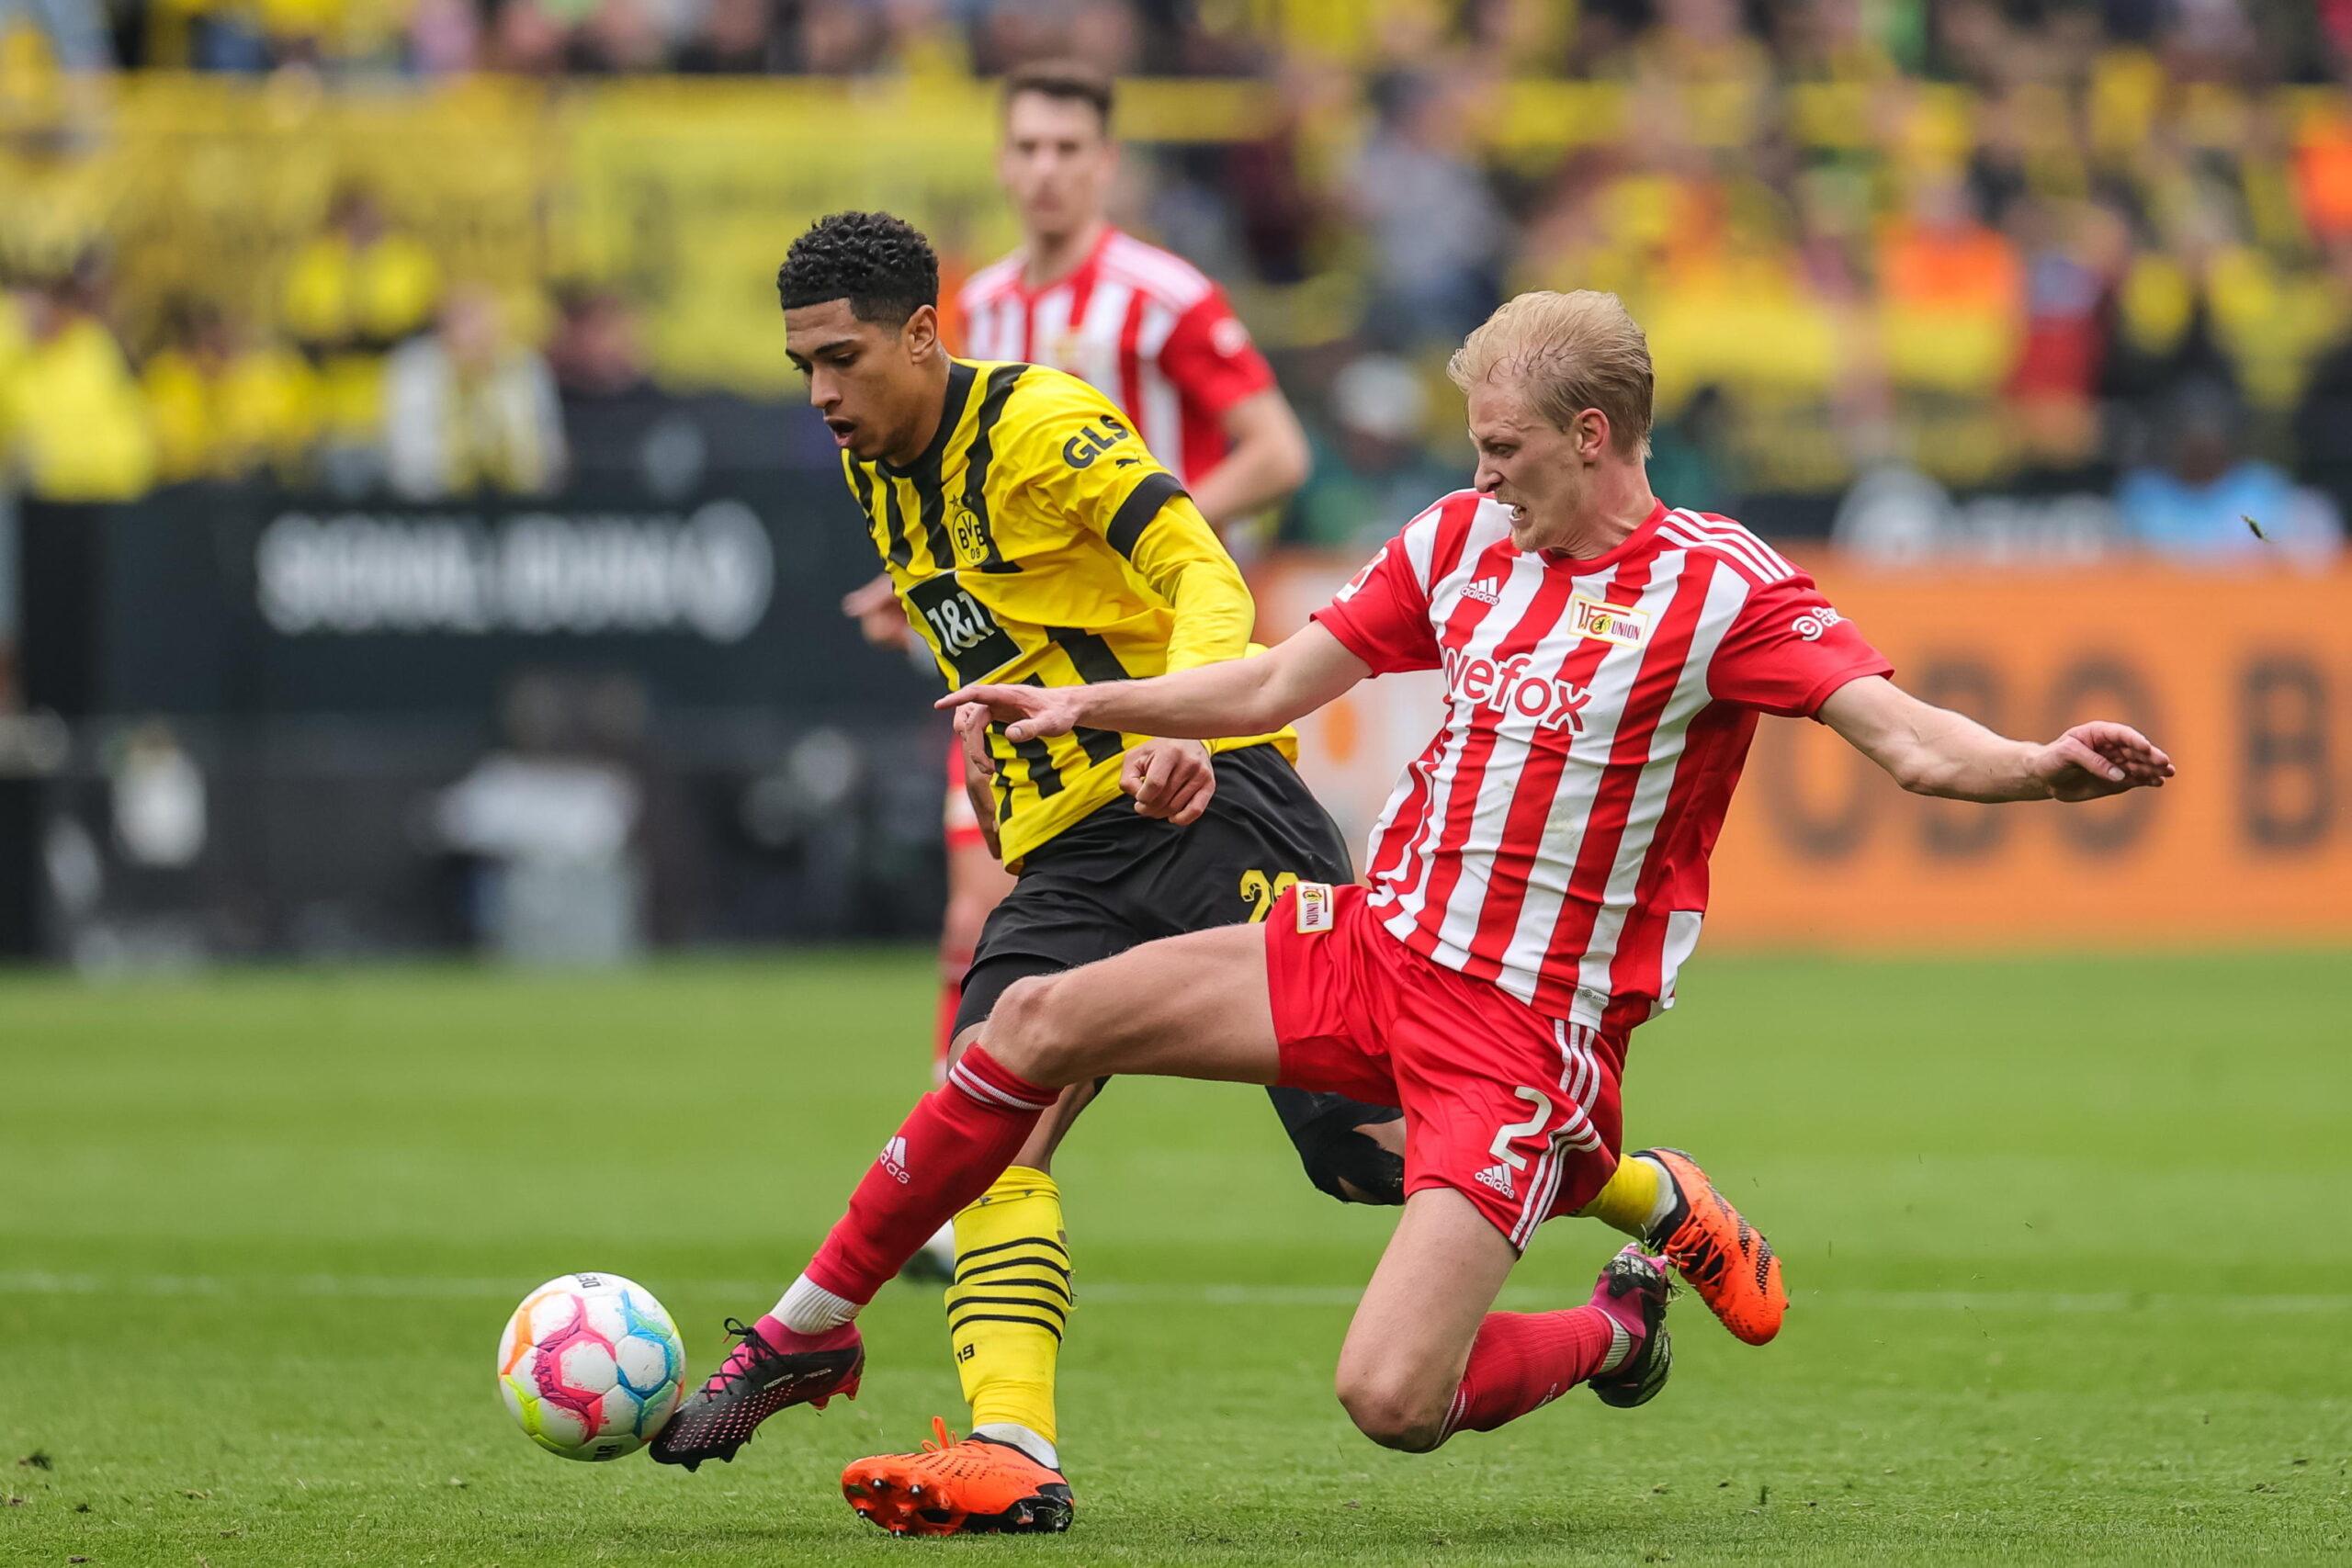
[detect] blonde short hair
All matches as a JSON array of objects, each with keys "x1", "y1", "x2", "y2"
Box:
[{"x1": 1446, "y1": 290, "x2": 1654, "y2": 458}]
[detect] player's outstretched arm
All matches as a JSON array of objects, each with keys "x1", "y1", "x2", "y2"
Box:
[
  {"x1": 1819, "y1": 675, "x2": 2175, "y2": 804},
  {"x1": 941, "y1": 621, "x2": 1373, "y2": 746}
]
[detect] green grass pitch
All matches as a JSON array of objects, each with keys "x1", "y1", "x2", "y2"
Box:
[{"x1": 5, "y1": 949, "x2": 2348, "y2": 1565}]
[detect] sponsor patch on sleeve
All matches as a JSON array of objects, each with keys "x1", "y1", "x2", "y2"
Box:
[
  {"x1": 1293, "y1": 881, "x2": 1335, "y2": 934},
  {"x1": 1791, "y1": 604, "x2": 1845, "y2": 641}
]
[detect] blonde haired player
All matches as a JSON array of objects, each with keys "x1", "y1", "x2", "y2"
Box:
[
  {"x1": 662, "y1": 254, "x2": 1825, "y2": 1531},
  {"x1": 662, "y1": 285, "x2": 2169, "y2": 1511}
]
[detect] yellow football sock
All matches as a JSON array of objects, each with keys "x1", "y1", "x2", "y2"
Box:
[
  {"x1": 1577, "y1": 1153, "x2": 1668, "y2": 1239},
  {"x1": 946, "y1": 1166, "x2": 1070, "y2": 1445}
]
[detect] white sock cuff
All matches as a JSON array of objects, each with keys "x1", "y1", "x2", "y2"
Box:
[
  {"x1": 1598, "y1": 1316, "x2": 1634, "y2": 1376},
  {"x1": 775, "y1": 1273, "x2": 861, "y2": 1334},
  {"x1": 1635, "y1": 1154, "x2": 1679, "y2": 1234},
  {"x1": 971, "y1": 1421, "x2": 1059, "y2": 1471}
]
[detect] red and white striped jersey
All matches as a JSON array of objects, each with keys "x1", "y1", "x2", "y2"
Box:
[
  {"x1": 1313, "y1": 492, "x2": 1893, "y2": 1031},
  {"x1": 956, "y1": 226, "x2": 1274, "y2": 489}
]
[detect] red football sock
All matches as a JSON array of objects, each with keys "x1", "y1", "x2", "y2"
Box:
[
  {"x1": 803, "y1": 1043, "x2": 1057, "y2": 1305},
  {"x1": 1439, "y1": 1305, "x2": 1621, "y2": 1440}
]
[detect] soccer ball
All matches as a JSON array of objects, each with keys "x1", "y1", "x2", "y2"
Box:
[{"x1": 496, "y1": 1272, "x2": 685, "y2": 1461}]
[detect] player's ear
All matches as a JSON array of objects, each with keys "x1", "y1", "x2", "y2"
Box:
[
  {"x1": 1575, "y1": 408, "x2": 1611, "y2": 463},
  {"x1": 902, "y1": 303, "x2": 941, "y2": 363}
]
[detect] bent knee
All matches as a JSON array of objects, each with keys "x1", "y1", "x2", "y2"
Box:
[
  {"x1": 1335, "y1": 1374, "x2": 1449, "y2": 1453},
  {"x1": 982, "y1": 975, "x2": 1089, "y2": 1086}
]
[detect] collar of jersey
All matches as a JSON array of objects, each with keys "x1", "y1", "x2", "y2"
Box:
[
  {"x1": 1010, "y1": 223, "x2": 1118, "y2": 300},
  {"x1": 876, "y1": 357, "x2": 979, "y2": 479},
  {"x1": 1536, "y1": 500, "x2": 1669, "y2": 575}
]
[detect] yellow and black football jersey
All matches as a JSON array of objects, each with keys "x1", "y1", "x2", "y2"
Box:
[{"x1": 843, "y1": 356, "x2": 1291, "y2": 867}]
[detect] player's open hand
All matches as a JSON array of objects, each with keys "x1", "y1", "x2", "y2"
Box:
[
  {"x1": 1122, "y1": 739, "x2": 1216, "y2": 825},
  {"x1": 937, "y1": 682, "x2": 1083, "y2": 743},
  {"x1": 2030, "y1": 722, "x2": 2175, "y2": 801}
]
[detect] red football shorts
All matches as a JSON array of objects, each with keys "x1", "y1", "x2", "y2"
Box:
[
  {"x1": 1264, "y1": 882, "x2": 1625, "y2": 1250},
  {"x1": 944, "y1": 737, "x2": 988, "y2": 852}
]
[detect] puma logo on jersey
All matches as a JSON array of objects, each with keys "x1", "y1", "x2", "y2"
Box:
[
  {"x1": 1475, "y1": 1163, "x2": 1516, "y2": 1200},
  {"x1": 1463, "y1": 576, "x2": 1504, "y2": 605},
  {"x1": 1441, "y1": 649, "x2": 1593, "y2": 733}
]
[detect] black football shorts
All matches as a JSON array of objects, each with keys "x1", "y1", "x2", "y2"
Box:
[{"x1": 956, "y1": 742, "x2": 1404, "y2": 1201}]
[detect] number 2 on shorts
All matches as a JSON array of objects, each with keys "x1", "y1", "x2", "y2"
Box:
[
  {"x1": 1488, "y1": 1086, "x2": 1553, "y2": 1172},
  {"x1": 1239, "y1": 868, "x2": 1301, "y2": 923}
]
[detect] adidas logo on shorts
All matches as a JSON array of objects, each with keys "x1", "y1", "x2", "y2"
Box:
[
  {"x1": 1464, "y1": 576, "x2": 1504, "y2": 605},
  {"x1": 1474, "y1": 1162, "x2": 1516, "y2": 1200}
]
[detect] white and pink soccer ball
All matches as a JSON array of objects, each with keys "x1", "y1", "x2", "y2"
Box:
[{"x1": 496, "y1": 1272, "x2": 685, "y2": 1461}]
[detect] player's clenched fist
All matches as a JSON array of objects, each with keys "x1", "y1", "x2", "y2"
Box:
[{"x1": 1120, "y1": 739, "x2": 1216, "y2": 825}]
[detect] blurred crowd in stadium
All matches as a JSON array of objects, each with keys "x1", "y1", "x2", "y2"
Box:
[
  {"x1": 1, "y1": 0, "x2": 2348, "y2": 562},
  {"x1": 9, "y1": 0, "x2": 2349, "y2": 92}
]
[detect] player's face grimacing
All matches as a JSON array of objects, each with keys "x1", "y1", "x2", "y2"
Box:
[
  {"x1": 1000, "y1": 92, "x2": 1114, "y2": 243},
  {"x1": 786, "y1": 298, "x2": 943, "y2": 464},
  {"x1": 1465, "y1": 379, "x2": 1602, "y2": 554}
]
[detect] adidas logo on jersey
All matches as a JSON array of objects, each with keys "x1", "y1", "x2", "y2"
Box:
[
  {"x1": 879, "y1": 1135, "x2": 912, "y2": 1185},
  {"x1": 1463, "y1": 576, "x2": 1505, "y2": 605},
  {"x1": 1474, "y1": 1162, "x2": 1516, "y2": 1200}
]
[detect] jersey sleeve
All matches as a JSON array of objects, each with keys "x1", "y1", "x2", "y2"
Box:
[
  {"x1": 1312, "y1": 535, "x2": 1441, "y2": 675},
  {"x1": 1156, "y1": 288, "x2": 1276, "y2": 420},
  {"x1": 1013, "y1": 370, "x2": 1256, "y2": 671},
  {"x1": 1707, "y1": 567, "x2": 1893, "y2": 717}
]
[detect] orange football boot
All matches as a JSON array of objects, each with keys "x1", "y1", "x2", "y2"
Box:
[
  {"x1": 1638, "y1": 1146, "x2": 1787, "y2": 1346},
  {"x1": 842, "y1": 1418, "x2": 1074, "y2": 1537}
]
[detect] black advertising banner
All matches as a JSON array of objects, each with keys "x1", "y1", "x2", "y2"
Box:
[{"x1": 19, "y1": 477, "x2": 936, "y2": 721}]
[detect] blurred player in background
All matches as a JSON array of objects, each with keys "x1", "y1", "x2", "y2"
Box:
[
  {"x1": 956, "y1": 59, "x2": 1309, "y2": 534},
  {"x1": 842, "y1": 58, "x2": 1322, "y2": 1275}
]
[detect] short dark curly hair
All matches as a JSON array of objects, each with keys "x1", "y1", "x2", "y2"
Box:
[{"x1": 775, "y1": 210, "x2": 939, "y2": 328}]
